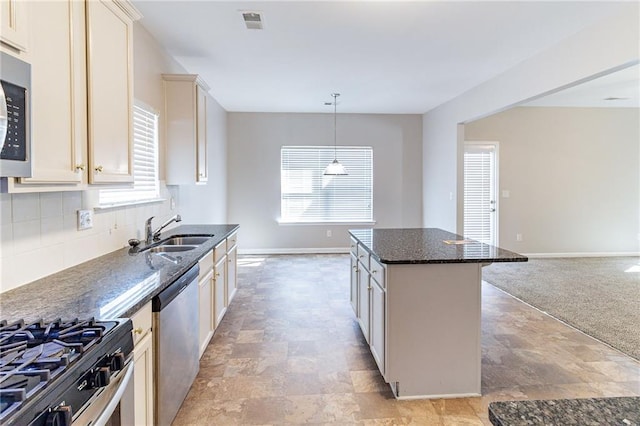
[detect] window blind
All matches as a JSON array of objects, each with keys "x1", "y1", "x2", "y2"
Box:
[
  {"x1": 99, "y1": 104, "x2": 159, "y2": 206},
  {"x1": 463, "y1": 145, "x2": 495, "y2": 245},
  {"x1": 281, "y1": 146, "x2": 373, "y2": 222}
]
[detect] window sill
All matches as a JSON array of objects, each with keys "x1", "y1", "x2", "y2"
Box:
[
  {"x1": 95, "y1": 198, "x2": 166, "y2": 211},
  {"x1": 278, "y1": 220, "x2": 376, "y2": 226}
]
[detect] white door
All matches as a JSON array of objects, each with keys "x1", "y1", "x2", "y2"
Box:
[{"x1": 463, "y1": 142, "x2": 498, "y2": 246}]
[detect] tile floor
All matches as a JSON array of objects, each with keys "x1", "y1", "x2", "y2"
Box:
[{"x1": 173, "y1": 254, "x2": 640, "y2": 425}]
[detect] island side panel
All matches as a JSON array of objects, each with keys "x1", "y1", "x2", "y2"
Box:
[{"x1": 386, "y1": 262, "x2": 482, "y2": 398}]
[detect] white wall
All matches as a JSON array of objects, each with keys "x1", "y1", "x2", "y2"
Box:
[
  {"x1": 422, "y1": 7, "x2": 639, "y2": 235},
  {"x1": 227, "y1": 113, "x2": 422, "y2": 251},
  {"x1": 0, "y1": 24, "x2": 188, "y2": 292},
  {"x1": 465, "y1": 107, "x2": 639, "y2": 254}
]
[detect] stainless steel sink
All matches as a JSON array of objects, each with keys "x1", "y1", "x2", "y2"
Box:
[
  {"x1": 160, "y1": 236, "x2": 211, "y2": 246},
  {"x1": 147, "y1": 245, "x2": 197, "y2": 253}
]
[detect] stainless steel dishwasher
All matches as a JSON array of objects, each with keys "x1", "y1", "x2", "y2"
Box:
[{"x1": 152, "y1": 264, "x2": 199, "y2": 426}]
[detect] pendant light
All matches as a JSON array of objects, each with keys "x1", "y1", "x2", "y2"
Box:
[{"x1": 323, "y1": 93, "x2": 348, "y2": 175}]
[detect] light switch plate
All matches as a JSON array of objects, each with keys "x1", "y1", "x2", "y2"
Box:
[{"x1": 78, "y1": 209, "x2": 93, "y2": 230}]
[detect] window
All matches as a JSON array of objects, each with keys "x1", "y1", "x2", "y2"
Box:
[
  {"x1": 99, "y1": 103, "x2": 160, "y2": 206},
  {"x1": 280, "y1": 146, "x2": 373, "y2": 223},
  {"x1": 463, "y1": 142, "x2": 498, "y2": 246}
]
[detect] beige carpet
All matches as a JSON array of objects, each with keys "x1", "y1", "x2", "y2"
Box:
[{"x1": 482, "y1": 257, "x2": 640, "y2": 361}]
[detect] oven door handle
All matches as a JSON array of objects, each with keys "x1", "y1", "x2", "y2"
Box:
[{"x1": 92, "y1": 362, "x2": 134, "y2": 426}]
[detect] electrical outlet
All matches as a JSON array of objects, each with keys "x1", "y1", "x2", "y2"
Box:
[
  {"x1": 170, "y1": 197, "x2": 176, "y2": 210},
  {"x1": 502, "y1": 190, "x2": 510, "y2": 198},
  {"x1": 516, "y1": 233, "x2": 523, "y2": 242},
  {"x1": 326, "y1": 230, "x2": 332, "y2": 237},
  {"x1": 78, "y1": 210, "x2": 93, "y2": 230}
]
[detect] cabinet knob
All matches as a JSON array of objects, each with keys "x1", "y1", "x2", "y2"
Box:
[
  {"x1": 75, "y1": 164, "x2": 85, "y2": 171},
  {"x1": 199, "y1": 173, "x2": 205, "y2": 177},
  {"x1": 358, "y1": 254, "x2": 364, "y2": 259},
  {"x1": 133, "y1": 327, "x2": 143, "y2": 334},
  {"x1": 371, "y1": 270, "x2": 377, "y2": 274},
  {"x1": 215, "y1": 272, "x2": 220, "y2": 278},
  {"x1": 95, "y1": 165, "x2": 104, "y2": 173}
]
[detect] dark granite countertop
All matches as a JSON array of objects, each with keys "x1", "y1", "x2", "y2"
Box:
[
  {"x1": 488, "y1": 397, "x2": 640, "y2": 426},
  {"x1": 0, "y1": 224, "x2": 239, "y2": 321},
  {"x1": 349, "y1": 228, "x2": 527, "y2": 264}
]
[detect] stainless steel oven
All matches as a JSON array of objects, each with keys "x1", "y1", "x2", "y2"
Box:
[
  {"x1": 0, "y1": 318, "x2": 134, "y2": 426},
  {"x1": 72, "y1": 357, "x2": 135, "y2": 426},
  {"x1": 0, "y1": 51, "x2": 31, "y2": 177}
]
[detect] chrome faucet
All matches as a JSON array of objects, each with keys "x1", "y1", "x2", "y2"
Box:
[{"x1": 145, "y1": 214, "x2": 182, "y2": 244}]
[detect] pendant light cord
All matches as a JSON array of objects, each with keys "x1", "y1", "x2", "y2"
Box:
[{"x1": 333, "y1": 93, "x2": 339, "y2": 160}]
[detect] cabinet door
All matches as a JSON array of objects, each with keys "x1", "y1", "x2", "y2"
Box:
[
  {"x1": 19, "y1": 0, "x2": 85, "y2": 185},
  {"x1": 357, "y1": 267, "x2": 370, "y2": 342},
  {"x1": 370, "y1": 279, "x2": 385, "y2": 375},
  {"x1": 0, "y1": 0, "x2": 28, "y2": 51},
  {"x1": 350, "y1": 254, "x2": 359, "y2": 315},
  {"x1": 133, "y1": 331, "x2": 154, "y2": 426},
  {"x1": 86, "y1": 0, "x2": 133, "y2": 184},
  {"x1": 196, "y1": 84, "x2": 207, "y2": 183},
  {"x1": 198, "y1": 269, "x2": 214, "y2": 358},
  {"x1": 214, "y1": 256, "x2": 227, "y2": 328},
  {"x1": 226, "y1": 245, "x2": 237, "y2": 304}
]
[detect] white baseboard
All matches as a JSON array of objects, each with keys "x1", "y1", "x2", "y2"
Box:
[
  {"x1": 238, "y1": 247, "x2": 350, "y2": 255},
  {"x1": 524, "y1": 252, "x2": 640, "y2": 258}
]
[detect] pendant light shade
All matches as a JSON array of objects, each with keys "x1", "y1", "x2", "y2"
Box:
[{"x1": 323, "y1": 93, "x2": 348, "y2": 176}]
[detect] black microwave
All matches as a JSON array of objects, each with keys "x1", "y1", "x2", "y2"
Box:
[{"x1": 0, "y1": 51, "x2": 31, "y2": 177}]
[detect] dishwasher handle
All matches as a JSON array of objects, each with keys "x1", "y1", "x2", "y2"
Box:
[{"x1": 152, "y1": 265, "x2": 199, "y2": 312}]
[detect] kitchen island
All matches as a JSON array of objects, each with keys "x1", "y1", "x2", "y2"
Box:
[{"x1": 349, "y1": 228, "x2": 527, "y2": 399}]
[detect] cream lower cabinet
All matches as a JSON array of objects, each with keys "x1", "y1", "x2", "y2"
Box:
[
  {"x1": 350, "y1": 253, "x2": 359, "y2": 315},
  {"x1": 226, "y1": 241, "x2": 238, "y2": 304},
  {"x1": 198, "y1": 249, "x2": 215, "y2": 358},
  {"x1": 213, "y1": 252, "x2": 227, "y2": 328},
  {"x1": 130, "y1": 302, "x2": 153, "y2": 426},
  {"x1": 352, "y1": 244, "x2": 386, "y2": 376}
]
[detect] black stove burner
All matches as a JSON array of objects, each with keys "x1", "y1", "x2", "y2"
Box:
[{"x1": 0, "y1": 317, "x2": 131, "y2": 426}]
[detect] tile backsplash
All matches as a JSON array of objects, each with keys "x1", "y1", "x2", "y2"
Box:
[{"x1": 0, "y1": 185, "x2": 179, "y2": 293}]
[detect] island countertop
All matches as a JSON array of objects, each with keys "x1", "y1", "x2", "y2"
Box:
[
  {"x1": 0, "y1": 224, "x2": 238, "y2": 322},
  {"x1": 488, "y1": 397, "x2": 640, "y2": 426},
  {"x1": 349, "y1": 228, "x2": 527, "y2": 264}
]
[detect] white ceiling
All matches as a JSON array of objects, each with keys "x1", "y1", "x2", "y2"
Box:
[
  {"x1": 133, "y1": 1, "x2": 633, "y2": 114},
  {"x1": 523, "y1": 64, "x2": 640, "y2": 108}
]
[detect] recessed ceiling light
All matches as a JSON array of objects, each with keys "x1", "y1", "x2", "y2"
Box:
[
  {"x1": 241, "y1": 11, "x2": 263, "y2": 30},
  {"x1": 603, "y1": 97, "x2": 630, "y2": 101}
]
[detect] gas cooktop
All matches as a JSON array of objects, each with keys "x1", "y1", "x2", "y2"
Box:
[{"x1": 0, "y1": 318, "x2": 133, "y2": 426}]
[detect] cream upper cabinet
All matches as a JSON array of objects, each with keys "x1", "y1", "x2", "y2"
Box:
[
  {"x1": 5, "y1": 0, "x2": 140, "y2": 192},
  {"x1": 18, "y1": 0, "x2": 85, "y2": 186},
  {"x1": 0, "y1": 0, "x2": 28, "y2": 52},
  {"x1": 163, "y1": 74, "x2": 210, "y2": 185},
  {"x1": 86, "y1": 0, "x2": 138, "y2": 184}
]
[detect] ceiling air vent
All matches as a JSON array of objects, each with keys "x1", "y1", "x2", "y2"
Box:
[{"x1": 241, "y1": 11, "x2": 263, "y2": 30}]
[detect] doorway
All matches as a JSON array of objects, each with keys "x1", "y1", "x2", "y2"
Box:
[{"x1": 463, "y1": 141, "x2": 498, "y2": 246}]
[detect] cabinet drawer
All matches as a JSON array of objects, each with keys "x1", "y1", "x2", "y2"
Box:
[
  {"x1": 214, "y1": 241, "x2": 226, "y2": 262},
  {"x1": 227, "y1": 231, "x2": 238, "y2": 251},
  {"x1": 130, "y1": 301, "x2": 152, "y2": 346},
  {"x1": 198, "y1": 249, "x2": 214, "y2": 279},
  {"x1": 357, "y1": 244, "x2": 370, "y2": 271},
  {"x1": 349, "y1": 237, "x2": 358, "y2": 256},
  {"x1": 369, "y1": 257, "x2": 385, "y2": 289}
]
